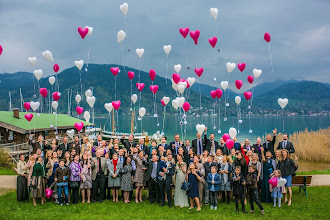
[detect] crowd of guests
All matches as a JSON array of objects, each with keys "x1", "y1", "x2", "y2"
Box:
[{"x1": 15, "y1": 128, "x2": 298, "y2": 215}]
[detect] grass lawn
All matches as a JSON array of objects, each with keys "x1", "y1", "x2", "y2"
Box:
[
  {"x1": 0, "y1": 186, "x2": 329, "y2": 220},
  {"x1": 296, "y1": 169, "x2": 330, "y2": 175},
  {"x1": 0, "y1": 167, "x2": 15, "y2": 175}
]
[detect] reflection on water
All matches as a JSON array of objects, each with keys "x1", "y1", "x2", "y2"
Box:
[{"x1": 298, "y1": 161, "x2": 330, "y2": 172}]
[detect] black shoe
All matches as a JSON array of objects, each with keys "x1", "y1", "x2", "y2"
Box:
[
  {"x1": 235, "y1": 209, "x2": 239, "y2": 213},
  {"x1": 168, "y1": 204, "x2": 172, "y2": 208},
  {"x1": 99, "y1": 200, "x2": 104, "y2": 203},
  {"x1": 160, "y1": 202, "x2": 165, "y2": 207},
  {"x1": 243, "y1": 210, "x2": 247, "y2": 214},
  {"x1": 92, "y1": 200, "x2": 97, "y2": 203},
  {"x1": 227, "y1": 201, "x2": 230, "y2": 205}
]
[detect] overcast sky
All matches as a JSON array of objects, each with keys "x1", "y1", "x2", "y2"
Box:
[{"x1": 0, "y1": 0, "x2": 329, "y2": 88}]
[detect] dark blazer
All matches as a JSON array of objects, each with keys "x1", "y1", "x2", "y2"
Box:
[
  {"x1": 145, "y1": 160, "x2": 159, "y2": 182},
  {"x1": 121, "y1": 139, "x2": 137, "y2": 150},
  {"x1": 231, "y1": 174, "x2": 246, "y2": 196},
  {"x1": 277, "y1": 141, "x2": 295, "y2": 154},
  {"x1": 169, "y1": 141, "x2": 184, "y2": 156},
  {"x1": 157, "y1": 161, "x2": 175, "y2": 185},
  {"x1": 219, "y1": 144, "x2": 229, "y2": 156},
  {"x1": 136, "y1": 144, "x2": 149, "y2": 155},
  {"x1": 252, "y1": 144, "x2": 263, "y2": 161},
  {"x1": 204, "y1": 161, "x2": 218, "y2": 177},
  {"x1": 206, "y1": 173, "x2": 221, "y2": 191},
  {"x1": 58, "y1": 142, "x2": 71, "y2": 154},
  {"x1": 233, "y1": 142, "x2": 241, "y2": 152},
  {"x1": 29, "y1": 140, "x2": 50, "y2": 155},
  {"x1": 204, "y1": 134, "x2": 219, "y2": 153},
  {"x1": 69, "y1": 142, "x2": 81, "y2": 155},
  {"x1": 191, "y1": 138, "x2": 206, "y2": 155},
  {"x1": 158, "y1": 143, "x2": 170, "y2": 151},
  {"x1": 183, "y1": 145, "x2": 191, "y2": 158},
  {"x1": 263, "y1": 135, "x2": 276, "y2": 156}
]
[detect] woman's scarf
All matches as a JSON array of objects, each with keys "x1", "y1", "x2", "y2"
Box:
[{"x1": 113, "y1": 159, "x2": 118, "y2": 173}]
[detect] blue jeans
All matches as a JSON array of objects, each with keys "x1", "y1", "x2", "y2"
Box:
[{"x1": 57, "y1": 185, "x2": 69, "y2": 204}]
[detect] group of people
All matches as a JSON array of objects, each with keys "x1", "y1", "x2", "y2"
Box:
[{"x1": 15, "y1": 128, "x2": 298, "y2": 215}]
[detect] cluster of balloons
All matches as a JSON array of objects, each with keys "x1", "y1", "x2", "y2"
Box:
[
  {"x1": 78, "y1": 26, "x2": 93, "y2": 39},
  {"x1": 268, "y1": 177, "x2": 287, "y2": 187},
  {"x1": 210, "y1": 89, "x2": 223, "y2": 99},
  {"x1": 221, "y1": 127, "x2": 237, "y2": 149}
]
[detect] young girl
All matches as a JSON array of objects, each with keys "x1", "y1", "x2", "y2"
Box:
[
  {"x1": 206, "y1": 166, "x2": 221, "y2": 210},
  {"x1": 214, "y1": 149, "x2": 223, "y2": 164},
  {"x1": 219, "y1": 156, "x2": 231, "y2": 204},
  {"x1": 80, "y1": 154, "x2": 92, "y2": 203},
  {"x1": 231, "y1": 166, "x2": 246, "y2": 213},
  {"x1": 201, "y1": 150, "x2": 209, "y2": 164},
  {"x1": 270, "y1": 170, "x2": 283, "y2": 207},
  {"x1": 230, "y1": 149, "x2": 236, "y2": 164}
]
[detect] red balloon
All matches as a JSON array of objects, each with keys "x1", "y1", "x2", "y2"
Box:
[
  {"x1": 127, "y1": 71, "x2": 135, "y2": 80},
  {"x1": 78, "y1": 27, "x2": 88, "y2": 39},
  {"x1": 149, "y1": 69, "x2": 156, "y2": 81},
  {"x1": 149, "y1": 85, "x2": 159, "y2": 94},
  {"x1": 39, "y1": 88, "x2": 48, "y2": 98},
  {"x1": 0, "y1": 45, "x2": 3, "y2": 55},
  {"x1": 52, "y1": 92, "x2": 61, "y2": 101},
  {"x1": 244, "y1": 91, "x2": 252, "y2": 101},
  {"x1": 195, "y1": 68, "x2": 203, "y2": 77},
  {"x1": 172, "y1": 73, "x2": 181, "y2": 84},
  {"x1": 24, "y1": 113, "x2": 33, "y2": 122},
  {"x1": 161, "y1": 99, "x2": 166, "y2": 106},
  {"x1": 235, "y1": 80, "x2": 243, "y2": 90},
  {"x1": 76, "y1": 106, "x2": 84, "y2": 115},
  {"x1": 247, "y1": 75, "x2": 254, "y2": 84},
  {"x1": 53, "y1": 64, "x2": 59, "y2": 73},
  {"x1": 237, "y1": 63, "x2": 246, "y2": 72},
  {"x1": 112, "y1": 100, "x2": 121, "y2": 110},
  {"x1": 209, "y1": 37, "x2": 217, "y2": 48},
  {"x1": 190, "y1": 30, "x2": 200, "y2": 45},
  {"x1": 179, "y1": 27, "x2": 190, "y2": 38},
  {"x1": 226, "y1": 139, "x2": 234, "y2": 149},
  {"x1": 264, "y1": 32, "x2": 271, "y2": 43},
  {"x1": 182, "y1": 102, "x2": 190, "y2": 112},
  {"x1": 136, "y1": 83, "x2": 145, "y2": 92},
  {"x1": 110, "y1": 67, "x2": 119, "y2": 76},
  {"x1": 222, "y1": 133, "x2": 230, "y2": 142},
  {"x1": 210, "y1": 90, "x2": 217, "y2": 99},
  {"x1": 24, "y1": 102, "x2": 31, "y2": 111},
  {"x1": 216, "y1": 89, "x2": 223, "y2": 99}
]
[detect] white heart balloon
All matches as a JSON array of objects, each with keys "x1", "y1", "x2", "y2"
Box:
[
  {"x1": 120, "y1": 3, "x2": 128, "y2": 16},
  {"x1": 49, "y1": 76, "x2": 56, "y2": 85},
  {"x1": 84, "y1": 26, "x2": 93, "y2": 35},
  {"x1": 163, "y1": 45, "x2": 171, "y2": 55},
  {"x1": 104, "y1": 103, "x2": 113, "y2": 113},
  {"x1": 210, "y1": 8, "x2": 218, "y2": 20},
  {"x1": 221, "y1": 81, "x2": 228, "y2": 90},
  {"x1": 174, "y1": 64, "x2": 181, "y2": 73},
  {"x1": 226, "y1": 62, "x2": 236, "y2": 73},
  {"x1": 84, "y1": 111, "x2": 91, "y2": 123},
  {"x1": 139, "y1": 107, "x2": 146, "y2": 118},
  {"x1": 187, "y1": 77, "x2": 196, "y2": 87},
  {"x1": 172, "y1": 83, "x2": 178, "y2": 91},
  {"x1": 66, "y1": 129, "x2": 75, "y2": 138},
  {"x1": 117, "y1": 30, "x2": 126, "y2": 43},
  {"x1": 136, "y1": 48, "x2": 144, "y2": 58},
  {"x1": 30, "y1": 101, "x2": 40, "y2": 112},
  {"x1": 131, "y1": 94, "x2": 138, "y2": 104},
  {"x1": 162, "y1": 97, "x2": 170, "y2": 105},
  {"x1": 229, "y1": 127, "x2": 237, "y2": 139},
  {"x1": 33, "y1": 69, "x2": 43, "y2": 81},
  {"x1": 86, "y1": 96, "x2": 96, "y2": 108},
  {"x1": 235, "y1": 96, "x2": 241, "y2": 105},
  {"x1": 278, "y1": 98, "x2": 288, "y2": 109},
  {"x1": 74, "y1": 60, "x2": 84, "y2": 71},
  {"x1": 178, "y1": 81, "x2": 187, "y2": 88},
  {"x1": 253, "y1": 69, "x2": 262, "y2": 79},
  {"x1": 277, "y1": 178, "x2": 287, "y2": 187},
  {"x1": 178, "y1": 85, "x2": 185, "y2": 94},
  {"x1": 42, "y1": 50, "x2": 54, "y2": 62},
  {"x1": 177, "y1": 97, "x2": 185, "y2": 107},
  {"x1": 196, "y1": 124, "x2": 206, "y2": 135},
  {"x1": 52, "y1": 101, "x2": 58, "y2": 110},
  {"x1": 75, "y1": 94, "x2": 82, "y2": 103},
  {"x1": 172, "y1": 100, "x2": 179, "y2": 110},
  {"x1": 85, "y1": 89, "x2": 92, "y2": 97},
  {"x1": 28, "y1": 57, "x2": 37, "y2": 67}
]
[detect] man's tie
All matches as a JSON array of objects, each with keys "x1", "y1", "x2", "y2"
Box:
[
  {"x1": 97, "y1": 159, "x2": 99, "y2": 173},
  {"x1": 266, "y1": 142, "x2": 269, "y2": 149}
]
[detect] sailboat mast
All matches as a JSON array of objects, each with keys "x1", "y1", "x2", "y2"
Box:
[{"x1": 9, "y1": 91, "x2": 12, "y2": 111}]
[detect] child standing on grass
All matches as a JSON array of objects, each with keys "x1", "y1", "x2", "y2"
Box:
[
  {"x1": 231, "y1": 166, "x2": 247, "y2": 213},
  {"x1": 246, "y1": 165, "x2": 265, "y2": 215},
  {"x1": 206, "y1": 166, "x2": 221, "y2": 210},
  {"x1": 270, "y1": 170, "x2": 283, "y2": 208}
]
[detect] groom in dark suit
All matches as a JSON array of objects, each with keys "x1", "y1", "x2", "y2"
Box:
[
  {"x1": 263, "y1": 128, "x2": 277, "y2": 157},
  {"x1": 169, "y1": 134, "x2": 184, "y2": 156},
  {"x1": 145, "y1": 155, "x2": 160, "y2": 204},
  {"x1": 158, "y1": 154, "x2": 175, "y2": 207},
  {"x1": 192, "y1": 132, "x2": 205, "y2": 156},
  {"x1": 277, "y1": 134, "x2": 295, "y2": 154},
  {"x1": 204, "y1": 127, "x2": 219, "y2": 155}
]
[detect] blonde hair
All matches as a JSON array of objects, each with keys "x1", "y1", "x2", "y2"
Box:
[
  {"x1": 275, "y1": 169, "x2": 281, "y2": 177},
  {"x1": 281, "y1": 149, "x2": 291, "y2": 160}
]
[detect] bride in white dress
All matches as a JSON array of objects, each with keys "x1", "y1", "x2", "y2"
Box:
[{"x1": 174, "y1": 154, "x2": 189, "y2": 207}]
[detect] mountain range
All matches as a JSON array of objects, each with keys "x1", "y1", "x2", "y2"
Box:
[{"x1": 0, "y1": 64, "x2": 329, "y2": 116}]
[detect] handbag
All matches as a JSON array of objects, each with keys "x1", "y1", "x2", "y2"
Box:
[
  {"x1": 181, "y1": 181, "x2": 191, "y2": 191},
  {"x1": 69, "y1": 181, "x2": 79, "y2": 189}
]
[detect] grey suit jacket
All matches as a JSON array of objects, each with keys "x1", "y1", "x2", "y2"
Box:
[{"x1": 91, "y1": 157, "x2": 108, "y2": 180}]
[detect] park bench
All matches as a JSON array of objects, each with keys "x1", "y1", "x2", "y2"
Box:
[{"x1": 292, "y1": 175, "x2": 312, "y2": 197}]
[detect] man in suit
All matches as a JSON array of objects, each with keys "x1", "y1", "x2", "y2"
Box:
[
  {"x1": 169, "y1": 134, "x2": 184, "y2": 156},
  {"x1": 193, "y1": 155, "x2": 205, "y2": 206},
  {"x1": 158, "y1": 154, "x2": 175, "y2": 207},
  {"x1": 277, "y1": 134, "x2": 295, "y2": 154},
  {"x1": 93, "y1": 135, "x2": 103, "y2": 148},
  {"x1": 137, "y1": 138, "x2": 149, "y2": 156},
  {"x1": 158, "y1": 136, "x2": 169, "y2": 150},
  {"x1": 192, "y1": 133, "x2": 205, "y2": 156},
  {"x1": 29, "y1": 134, "x2": 50, "y2": 158},
  {"x1": 219, "y1": 138, "x2": 229, "y2": 156},
  {"x1": 203, "y1": 155, "x2": 218, "y2": 205},
  {"x1": 118, "y1": 148, "x2": 126, "y2": 165},
  {"x1": 243, "y1": 139, "x2": 253, "y2": 153},
  {"x1": 233, "y1": 137, "x2": 241, "y2": 153},
  {"x1": 121, "y1": 134, "x2": 137, "y2": 151},
  {"x1": 70, "y1": 135, "x2": 81, "y2": 156},
  {"x1": 183, "y1": 140, "x2": 191, "y2": 158},
  {"x1": 58, "y1": 136, "x2": 71, "y2": 155},
  {"x1": 157, "y1": 145, "x2": 166, "y2": 159},
  {"x1": 263, "y1": 128, "x2": 277, "y2": 157},
  {"x1": 252, "y1": 138, "x2": 264, "y2": 161},
  {"x1": 91, "y1": 150, "x2": 108, "y2": 202},
  {"x1": 204, "y1": 127, "x2": 219, "y2": 155},
  {"x1": 148, "y1": 140, "x2": 158, "y2": 156},
  {"x1": 145, "y1": 155, "x2": 160, "y2": 204}
]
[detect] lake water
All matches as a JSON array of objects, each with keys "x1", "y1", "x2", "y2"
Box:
[{"x1": 94, "y1": 115, "x2": 330, "y2": 142}]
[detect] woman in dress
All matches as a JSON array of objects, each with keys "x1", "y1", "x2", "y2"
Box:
[
  {"x1": 107, "y1": 153, "x2": 122, "y2": 202},
  {"x1": 133, "y1": 150, "x2": 147, "y2": 203},
  {"x1": 260, "y1": 149, "x2": 276, "y2": 203},
  {"x1": 80, "y1": 154, "x2": 92, "y2": 203},
  {"x1": 186, "y1": 163, "x2": 201, "y2": 211},
  {"x1": 16, "y1": 154, "x2": 28, "y2": 202},
  {"x1": 219, "y1": 155, "x2": 231, "y2": 204},
  {"x1": 121, "y1": 156, "x2": 133, "y2": 203},
  {"x1": 64, "y1": 151, "x2": 71, "y2": 167},
  {"x1": 81, "y1": 137, "x2": 92, "y2": 156},
  {"x1": 49, "y1": 152, "x2": 59, "y2": 187},
  {"x1": 69, "y1": 154, "x2": 82, "y2": 204},
  {"x1": 26, "y1": 154, "x2": 37, "y2": 190},
  {"x1": 174, "y1": 154, "x2": 189, "y2": 208},
  {"x1": 188, "y1": 149, "x2": 195, "y2": 164},
  {"x1": 31, "y1": 156, "x2": 47, "y2": 206},
  {"x1": 275, "y1": 150, "x2": 282, "y2": 169}
]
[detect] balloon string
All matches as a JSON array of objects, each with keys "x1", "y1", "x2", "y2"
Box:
[
  {"x1": 268, "y1": 43, "x2": 274, "y2": 72},
  {"x1": 130, "y1": 80, "x2": 133, "y2": 109},
  {"x1": 141, "y1": 118, "x2": 143, "y2": 133},
  {"x1": 282, "y1": 109, "x2": 285, "y2": 133},
  {"x1": 237, "y1": 104, "x2": 239, "y2": 133},
  {"x1": 138, "y1": 59, "x2": 141, "y2": 83},
  {"x1": 139, "y1": 92, "x2": 141, "y2": 110},
  {"x1": 124, "y1": 15, "x2": 129, "y2": 51},
  {"x1": 86, "y1": 35, "x2": 92, "y2": 71},
  {"x1": 184, "y1": 39, "x2": 189, "y2": 69},
  {"x1": 33, "y1": 74, "x2": 36, "y2": 96},
  {"x1": 162, "y1": 106, "x2": 166, "y2": 134},
  {"x1": 213, "y1": 48, "x2": 216, "y2": 81},
  {"x1": 166, "y1": 55, "x2": 168, "y2": 84},
  {"x1": 116, "y1": 110, "x2": 119, "y2": 134},
  {"x1": 79, "y1": 70, "x2": 82, "y2": 96},
  {"x1": 155, "y1": 94, "x2": 159, "y2": 126},
  {"x1": 218, "y1": 99, "x2": 221, "y2": 132},
  {"x1": 115, "y1": 76, "x2": 117, "y2": 100}
]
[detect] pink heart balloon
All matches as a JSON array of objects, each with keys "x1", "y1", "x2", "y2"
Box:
[
  {"x1": 190, "y1": 30, "x2": 200, "y2": 45},
  {"x1": 24, "y1": 102, "x2": 31, "y2": 111},
  {"x1": 53, "y1": 64, "x2": 59, "y2": 73},
  {"x1": 24, "y1": 114, "x2": 33, "y2": 122},
  {"x1": 112, "y1": 100, "x2": 121, "y2": 110},
  {"x1": 172, "y1": 73, "x2": 181, "y2": 84},
  {"x1": 78, "y1": 27, "x2": 88, "y2": 39},
  {"x1": 268, "y1": 177, "x2": 278, "y2": 187},
  {"x1": 136, "y1": 83, "x2": 145, "y2": 92},
  {"x1": 74, "y1": 122, "x2": 84, "y2": 132},
  {"x1": 76, "y1": 106, "x2": 84, "y2": 115},
  {"x1": 235, "y1": 80, "x2": 243, "y2": 90},
  {"x1": 149, "y1": 69, "x2": 156, "y2": 81},
  {"x1": 244, "y1": 91, "x2": 252, "y2": 101},
  {"x1": 182, "y1": 102, "x2": 190, "y2": 112},
  {"x1": 222, "y1": 133, "x2": 230, "y2": 142},
  {"x1": 237, "y1": 63, "x2": 246, "y2": 72},
  {"x1": 161, "y1": 99, "x2": 166, "y2": 106},
  {"x1": 209, "y1": 37, "x2": 217, "y2": 48},
  {"x1": 216, "y1": 89, "x2": 223, "y2": 99},
  {"x1": 110, "y1": 67, "x2": 119, "y2": 76},
  {"x1": 247, "y1": 75, "x2": 254, "y2": 84},
  {"x1": 127, "y1": 71, "x2": 135, "y2": 80},
  {"x1": 45, "y1": 188, "x2": 53, "y2": 198},
  {"x1": 210, "y1": 90, "x2": 217, "y2": 99},
  {"x1": 179, "y1": 27, "x2": 190, "y2": 38},
  {"x1": 150, "y1": 85, "x2": 159, "y2": 94},
  {"x1": 0, "y1": 45, "x2": 2, "y2": 55},
  {"x1": 179, "y1": 79, "x2": 190, "y2": 88},
  {"x1": 52, "y1": 92, "x2": 61, "y2": 101},
  {"x1": 264, "y1": 32, "x2": 271, "y2": 43},
  {"x1": 195, "y1": 68, "x2": 203, "y2": 77},
  {"x1": 39, "y1": 88, "x2": 48, "y2": 98},
  {"x1": 226, "y1": 139, "x2": 234, "y2": 149}
]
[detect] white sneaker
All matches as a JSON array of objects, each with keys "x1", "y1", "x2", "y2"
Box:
[
  {"x1": 214, "y1": 206, "x2": 217, "y2": 210},
  {"x1": 210, "y1": 205, "x2": 214, "y2": 210}
]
